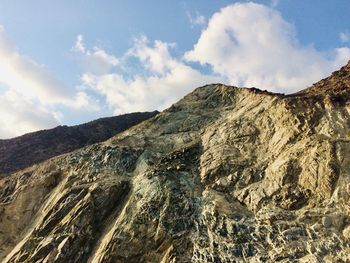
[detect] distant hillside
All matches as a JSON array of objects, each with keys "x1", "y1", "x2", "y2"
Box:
[{"x1": 0, "y1": 111, "x2": 158, "y2": 175}]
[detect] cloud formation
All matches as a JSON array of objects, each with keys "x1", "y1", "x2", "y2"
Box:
[
  {"x1": 2, "y1": 2, "x2": 350, "y2": 138},
  {"x1": 270, "y1": 0, "x2": 280, "y2": 7},
  {"x1": 0, "y1": 26, "x2": 73, "y2": 104},
  {"x1": 187, "y1": 11, "x2": 206, "y2": 28},
  {"x1": 73, "y1": 34, "x2": 119, "y2": 75},
  {"x1": 185, "y1": 2, "x2": 350, "y2": 93},
  {"x1": 0, "y1": 27, "x2": 98, "y2": 138},
  {"x1": 81, "y1": 36, "x2": 221, "y2": 114},
  {"x1": 340, "y1": 32, "x2": 350, "y2": 43},
  {"x1": 78, "y1": 2, "x2": 350, "y2": 115},
  {"x1": 0, "y1": 90, "x2": 60, "y2": 138}
]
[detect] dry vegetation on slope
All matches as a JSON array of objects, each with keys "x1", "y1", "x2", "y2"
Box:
[{"x1": 0, "y1": 111, "x2": 158, "y2": 176}]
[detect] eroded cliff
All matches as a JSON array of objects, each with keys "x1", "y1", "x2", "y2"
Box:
[{"x1": 1, "y1": 63, "x2": 350, "y2": 262}]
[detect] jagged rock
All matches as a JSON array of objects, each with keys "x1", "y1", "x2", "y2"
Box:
[{"x1": 1, "y1": 63, "x2": 350, "y2": 262}]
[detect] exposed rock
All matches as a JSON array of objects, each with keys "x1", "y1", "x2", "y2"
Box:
[{"x1": 1, "y1": 63, "x2": 350, "y2": 262}]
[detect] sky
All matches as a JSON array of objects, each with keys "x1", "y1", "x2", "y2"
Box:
[{"x1": 0, "y1": 0, "x2": 350, "y2": 138}]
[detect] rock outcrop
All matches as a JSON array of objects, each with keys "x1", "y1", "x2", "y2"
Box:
[
  {"x1": 1, "y1": 63, "x2": 350, "y2": 262},
  {"x1": 0, "y1": 111, "x2": 158, "y2": 176}
]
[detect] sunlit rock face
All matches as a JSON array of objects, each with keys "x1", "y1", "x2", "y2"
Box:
[{"x1": 1, "y1": 63, "x2": 350, "y2": 262}]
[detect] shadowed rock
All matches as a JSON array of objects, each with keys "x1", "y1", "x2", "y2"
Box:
[{"x1": 0, "y1": 111, "x2": 159, "y2": 176}]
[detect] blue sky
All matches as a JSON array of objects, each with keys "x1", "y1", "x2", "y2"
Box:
[{"x1": 0, "y1": 0, "x2": 349, "y2": 138}]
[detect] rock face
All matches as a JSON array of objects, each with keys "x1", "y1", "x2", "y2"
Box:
[
  {"x1": 1, "y1": 63, "x2": 350, "y2": 262},
  {"x1": 0, "y1": 111, "x2": 158, "y2": 176}
]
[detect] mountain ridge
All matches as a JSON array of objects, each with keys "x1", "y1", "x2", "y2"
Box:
[
  {"x1": 0, "y1": 111, "x2": 159, "y2": 176},
  {"x1": 1, "y1": 63, "x2": 350, "y2": 262},
  {"x1": 297, "y1": 60, "x2": 350, "y2": 97}
]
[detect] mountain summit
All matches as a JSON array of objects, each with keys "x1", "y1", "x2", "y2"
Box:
[{"x1": 1, "y1": 64, "x2": 350, "y2": 262}]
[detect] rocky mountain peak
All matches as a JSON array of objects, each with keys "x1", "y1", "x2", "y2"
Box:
[{"x1": 1, "y1": 64, "x2": 350, "y2": 262}]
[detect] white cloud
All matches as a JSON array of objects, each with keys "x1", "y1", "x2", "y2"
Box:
[
  {"x1": 3, "y1": 2, "x2": 350, "y2": 138},
  {"x1": 79, "y1": 3, "x2": 350, "y2": 114},
  {"x1": 185, "y1": 2, "x2": 350, "y2": 93},
  {"x1": 0, "y1": 27, "x2": 99, "y2": 138},
  {"x1": 340, "y1": 32, "x2": 350, "y2": 43},
  {"x1": 81, "y1": 36, "x2": 221, "y2": 114},
  {"x1": 74, "y1": 34, "x2": 86, "y2": 53},
  {"x1": 72, "y1": 91, "x2": 101, "y2": 111},
  {"x1": 0, "y1": 26, "x2": 74, "y2": 105},
  {"x1": 73, "y1": 34, "x2": 119, "y2": 75},
  {"x1": 187, "y1": 11, "x2": 206, "y2": 27},
  {"x1": 0, "y1": 90, "x2": 60, "y2": 138}
]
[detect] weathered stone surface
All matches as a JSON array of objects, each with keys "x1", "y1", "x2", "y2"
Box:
[{"x1": 1, "y1": 63, "x2": 350, "y2": 262}]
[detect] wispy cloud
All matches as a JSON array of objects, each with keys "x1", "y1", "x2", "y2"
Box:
[
  {"x1": 81, "y1": 36, "x2": 221, "y2": 114},
  {"x1": 340, "y1": 31, "x2": 350, "y2": 43},
  {"x1": 0, "y1": 27, "x2": 99, "y2": 138},
  {"x1": 270, "y1": 0, "x2": 280, "y2": 7},
  {"x1": 0, "y1": 26, "x2": 72, "y2": 105},
  {"x1": 186, "y1": 11, "x2": 206, "y2": 28},
  {"x1": 73, "y1": 34, "x2": 119, "y2": 75}
]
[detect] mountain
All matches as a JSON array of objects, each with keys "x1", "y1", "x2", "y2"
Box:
[
  {"x1": 0, "y1": 111, "x2": 159, "y2": 176},
  {"x1": 1, "y1": 63, "x2": 350, "y2": 262}
]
